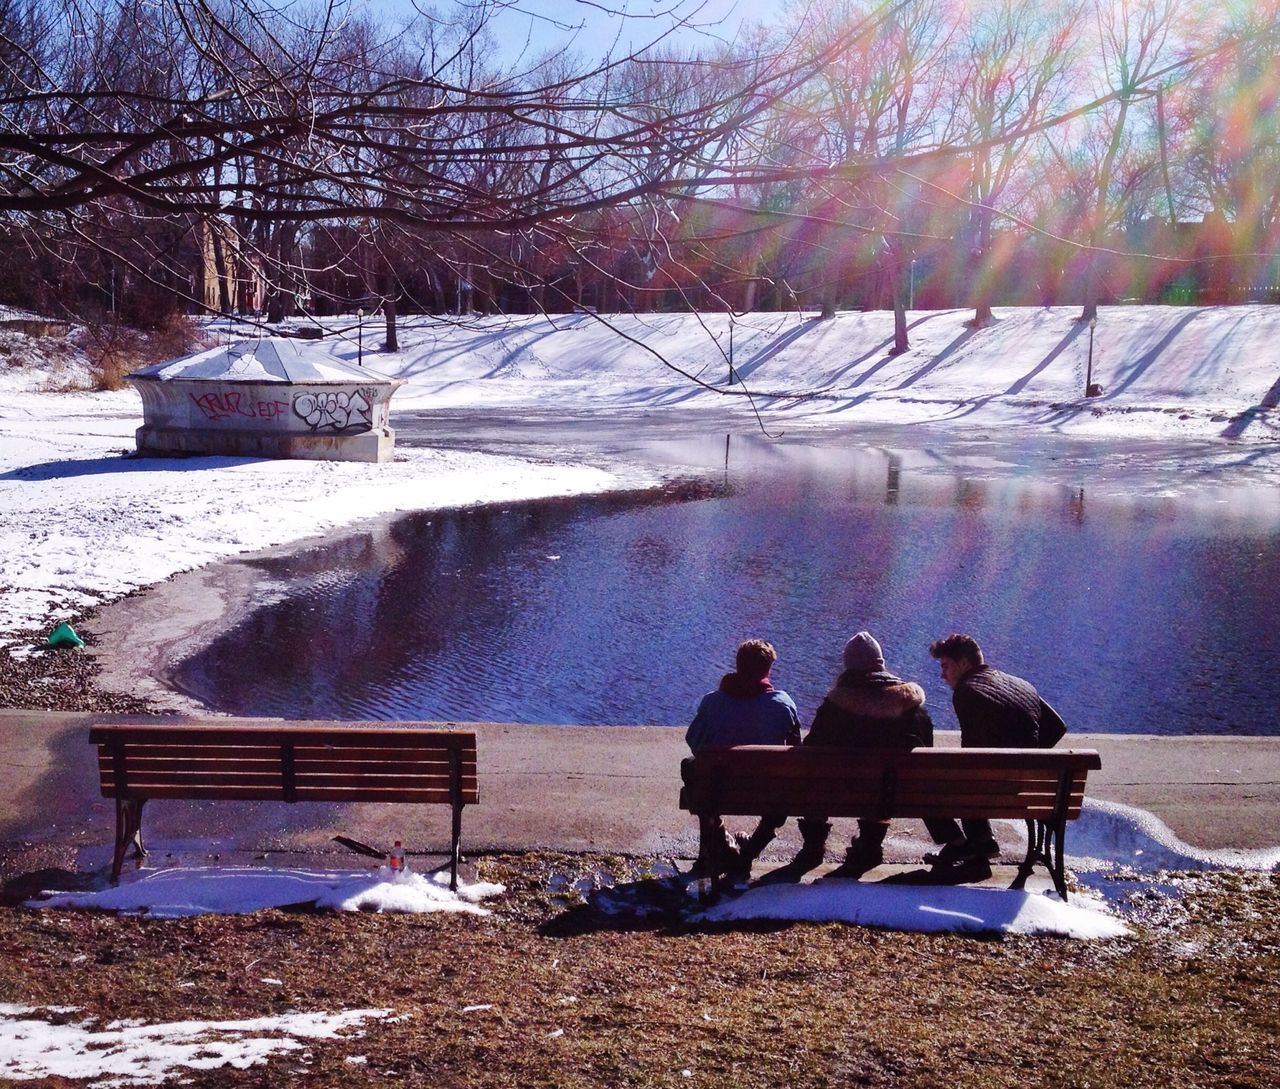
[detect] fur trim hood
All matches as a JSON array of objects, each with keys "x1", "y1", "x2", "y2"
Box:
[{"x1": 824, "y1": 673, "x2": 926, "y2": 720}]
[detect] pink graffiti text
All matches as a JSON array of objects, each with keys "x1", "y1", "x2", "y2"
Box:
[{"x1": 190, "y1": 391, "x2": 291, "y2": 422}]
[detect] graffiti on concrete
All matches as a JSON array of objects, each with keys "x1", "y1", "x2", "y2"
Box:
[
  {"x1": 292, "y1": 388, "x2": 374, "y2": 432},
  {"x1": 190, "y1": 390, "x2": 290, "y2": 422}
]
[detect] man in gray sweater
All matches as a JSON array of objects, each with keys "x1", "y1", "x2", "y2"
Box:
[{"x1": 927, "y1": 633, "x2": 1067, "y2": 866}]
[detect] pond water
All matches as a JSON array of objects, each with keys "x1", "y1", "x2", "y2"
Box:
[{"x1": 171, "y1": 436, "x2": 1280, "y2": 735}]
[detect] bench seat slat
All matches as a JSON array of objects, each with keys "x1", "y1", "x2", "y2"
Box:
[
  {"x1": 102, "y1": 785, "x2": 474, "y2": 804},
  {"x1": 687, "y1": 790, "x2": 1084, "y2": 817},
  {"x1": 684, "y1": 803, "x2": 1085, "y2": 821},
  {"x1": 98, "y1": 744, "x2": 476, "y2": 762},
  {"x1": 690, "y1": 746, "x2": 1100, "y2": 771},
  {"x1": 686, "y1": 772, "x2": 1085, "y2": 793},
  {"x1": 696, "y1": 788, "x2": 1085, "y2": 803},
  {"x1": 683, "y1": 776, "x2": 1086, "y2": 803},
  {"x1": 100, "y1": 756, "x2": 284, "y2": 775},
  {"x1": 290, "y1": 758, "x2": 472, "y2": 775},
  {"x1": 681, "y1": 763, "x2": 1084, "y2": 786}
]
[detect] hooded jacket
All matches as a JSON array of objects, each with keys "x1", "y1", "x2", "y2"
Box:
[
  {"x1": 686, "y1": 672, "x2": 802, "y2": 753},
  {"x1": 804, "y1": 669, "x2": 934, "y2": 750}
]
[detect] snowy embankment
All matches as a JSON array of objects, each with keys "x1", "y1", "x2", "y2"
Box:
[{"x1": 2, "y1": 305, "x2": 1278, "y2": 648}]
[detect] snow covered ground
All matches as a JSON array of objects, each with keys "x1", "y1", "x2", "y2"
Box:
[
  {"x1": 2, "y1": 304, "x2": 1277, "y2": 651},
  {"x1": 0, "y1": 1003, "x2": 397, "y2": 1084},
  {"x1": 22, "y1": 860, "x2": 1124, "y2": 938},
  {"x1": 32, "y1": 864, "x2": 507, "y2": 918},
  {"x1": 1, "y1": 306, "x2": 1273, "y2": 1085}
]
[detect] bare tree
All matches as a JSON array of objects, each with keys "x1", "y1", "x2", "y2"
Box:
[
  {"x1": 949, "y1": 0, "x2": 1082, "y2": 326},
  {"x1": 1077, "y1": 0, "x2": 1183, "y2": 321},
  {"x1": 1177, "y1": 0, "x2": 1280, "y2": 296},
  {"x1": 1, "y1": 0, "x2": 894, "y2": 328}
]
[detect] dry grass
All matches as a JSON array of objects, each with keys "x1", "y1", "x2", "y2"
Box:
[
  {"x1": 78, "y1": 314, "x2": 210, "y2": 391},
  {"x1": 1, "y1": 854, "x2": 1276, "y2": 1088}
]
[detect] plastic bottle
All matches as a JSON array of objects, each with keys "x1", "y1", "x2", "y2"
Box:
[{"x1": 388, "y1": 840, "x2": 406, "y2": 874}]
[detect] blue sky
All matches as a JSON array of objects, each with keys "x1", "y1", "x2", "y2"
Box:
[{"x1": 360, "y1": 0, "x2": 757, "y2": 65}]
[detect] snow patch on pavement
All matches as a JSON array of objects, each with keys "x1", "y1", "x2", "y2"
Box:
[
  {"x1": 28, "y1": 864, "x2": 505, "y2": 918},
  {"x1": 698, "y1": 880, "x2": 1130, "y2": 939}
]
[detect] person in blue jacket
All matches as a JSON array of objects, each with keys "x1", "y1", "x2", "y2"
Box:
[{"x1": 686, "y1": 638, "x2": 801, "y2": 877}]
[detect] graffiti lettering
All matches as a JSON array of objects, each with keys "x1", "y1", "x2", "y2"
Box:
[
  {"x1": 254, "y1": 399, "x2": 289, "y2": 420},
  {"x1": 190, "y1": 391, "x2": 290, "y2": 423},
  {"x1": 292, "y1": 389, "x2": 373, "y2": 432}
]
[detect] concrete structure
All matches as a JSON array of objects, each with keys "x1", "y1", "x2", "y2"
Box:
[{"x1": 126, "y1": 337, "x2": 403, "y2": 463}]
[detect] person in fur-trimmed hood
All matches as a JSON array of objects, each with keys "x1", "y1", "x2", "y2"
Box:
[
  {"x1": 806, "y1": 635, "x2": 934, "y2": 750},
  {"x1": 776, "y1": 632, "x2": 962, "y2": 879}
]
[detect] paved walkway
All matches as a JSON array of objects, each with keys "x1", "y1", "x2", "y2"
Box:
[{"x1": 2, "y1": 712, "x2": 1276, "y2": 882}]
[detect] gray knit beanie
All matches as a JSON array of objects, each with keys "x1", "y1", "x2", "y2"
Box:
[{"x1": 842, "y1": 631, "x2": 885, "y2": 673}]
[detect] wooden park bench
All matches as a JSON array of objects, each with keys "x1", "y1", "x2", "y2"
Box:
[
  {"x1": 90, "y1": 722, "x2": 478, "y2": 889},
  {"x1": 680, "y1": 745, "x2": 1102, "y2": 901}
]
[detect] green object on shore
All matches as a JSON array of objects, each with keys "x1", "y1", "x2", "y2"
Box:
[{"x1": 47, "y1": 622, "x2": 84, "y2": 648}]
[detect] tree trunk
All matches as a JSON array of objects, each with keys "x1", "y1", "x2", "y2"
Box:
[
  {"x1": 886, "y1": 245, "x2": 909, "y2": 354},
  {"x1": 1081, "y1": 99, "x2": 1131, "y2": 322},
  {"x1": 971, "y1": 210, "x2": 995, "y2": 326},
  {"x1": 208, "y1": 225, "x2": 233, "y2": 314},
  {"x1": 893, "y1": 293, "x2": 908, "y2": 354},
  {"x1": 383, "y1": 293, "x2": 398, "y2": 352},
  {"x1": 819, "y1": 276, "x2": 836, "y2": 320}
]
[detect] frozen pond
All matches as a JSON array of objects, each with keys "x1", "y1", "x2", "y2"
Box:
[{"x1": 171, "y1": 431, "x2": 1280, "y2": 735}]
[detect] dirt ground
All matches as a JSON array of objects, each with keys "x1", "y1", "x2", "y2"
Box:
[{"x1": 2, "y1": 853, "x2": 1277, "y2": 1089}]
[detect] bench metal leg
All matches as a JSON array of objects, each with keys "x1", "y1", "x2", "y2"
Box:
[
  {"x1": 449, "y1": 802, "x2": 462, "y2": 892},
  {"x1": 111, "y1": 798, "x2": 146, "y2": 883},
  {"x1": 1047, "y1": 817, "x2": 1069, "y2": 902},
  {"x1": 1017, "y1": 818, "x2": 1071, "y2": 902}
]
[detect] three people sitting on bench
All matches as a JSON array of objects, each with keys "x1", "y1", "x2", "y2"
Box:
[{"x1": 687, "y1": 631, "x2": 1066, "y2": 880}]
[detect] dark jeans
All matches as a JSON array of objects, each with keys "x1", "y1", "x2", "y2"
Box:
[{"x1": 961, "y1": 818, "x2": 998, "y2": 849}]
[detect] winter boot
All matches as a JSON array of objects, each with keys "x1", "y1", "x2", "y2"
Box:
[
  {"x1": 827, "y1": 827, "x2": 886, "y2": 879},
  {"x1": 755, "y1": 819, "x2": 829, "y2": 885},
  {"x1": 725, "y1": 819, "x2": 781, "y2": 879}
]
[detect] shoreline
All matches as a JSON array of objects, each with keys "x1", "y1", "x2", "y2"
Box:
[
  {"x1": 3, "y1": 442, "x2": 1277, "y2": 736},
  {"x1": 2, "y1": 711, "x2": 1277, "y2": 873}
]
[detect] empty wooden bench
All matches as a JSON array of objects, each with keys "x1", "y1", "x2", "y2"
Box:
[
  {"x1": 680, "y1": 745, "x2": 1102, "y2": 900},
  {"x1": 90, "y1": 722, "x2": 478, "y2": 888}
]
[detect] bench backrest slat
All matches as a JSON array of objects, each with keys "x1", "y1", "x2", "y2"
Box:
[
  {"x1": 91, "y1": 723, "x2": 479, "y2": 805},
  {"x1": 681, "y1": 746, "x2": 1099, "y2": 822}
]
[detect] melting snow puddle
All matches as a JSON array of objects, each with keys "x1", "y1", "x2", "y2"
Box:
[{"x1": 1068, "y1": 798, "x2": 1280, "y2": 874}]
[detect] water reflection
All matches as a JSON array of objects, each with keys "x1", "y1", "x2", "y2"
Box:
[{"x1": 172, "y1": 440, "x2": 1280, "y2": 734}]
